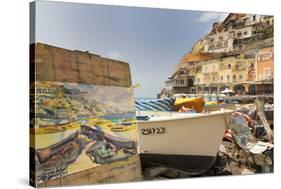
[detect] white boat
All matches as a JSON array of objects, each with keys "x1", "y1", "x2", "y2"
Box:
[{"x1": 136, "y1": 109, "x2": 233, "y2": 174}]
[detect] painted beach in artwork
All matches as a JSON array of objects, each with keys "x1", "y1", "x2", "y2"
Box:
[{"x1": 30, "y1": 81, "x2": 137, "y2": 183}]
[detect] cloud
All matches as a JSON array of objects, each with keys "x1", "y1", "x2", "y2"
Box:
[
  {"x1": 106, "y1": 50, "x2": 126, "y2": 61},
  {"x1": 196, "y1": 12, "x2": 228, "y2": 23}
]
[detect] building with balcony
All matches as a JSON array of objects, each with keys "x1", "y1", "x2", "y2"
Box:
[
  {"x1": 194, "y1": 55, "x2": 257, "y2": 94},
  {"x1": 165, "y1": 68, "x2": 194, "y2": 94},
  {"x1": 164, "y1": 53, "x2": 218, "y2": 95},
  {"x1": 254, "y1": 47, "x2": 274, "y2": 94},
  {"x1": 203, "y1": 13, "x2": 273, "y2": 53},
  {"x1": 203, "y1": 30, "x2": 235, "y2": 53}
]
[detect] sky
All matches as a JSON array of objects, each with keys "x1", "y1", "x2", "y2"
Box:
[{"x1": 34, "y1": 1, "x2": 228, "y2": 98}]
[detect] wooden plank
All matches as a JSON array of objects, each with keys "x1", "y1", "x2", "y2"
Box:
[{"x1": 37, "y1": 156, "x2": 142, "y2": 187}]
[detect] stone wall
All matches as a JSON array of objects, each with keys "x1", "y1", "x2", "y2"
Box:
[{"x1": 30, "y1": 43, "x2": 132, "y2": 88}]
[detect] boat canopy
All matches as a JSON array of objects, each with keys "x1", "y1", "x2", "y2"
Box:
[
  {"x1": 220, "y1": 88, "x2": 235, "y2": 94},
  {"x1": 135, "y1": 98, "x2": 175, "y2": 111}
]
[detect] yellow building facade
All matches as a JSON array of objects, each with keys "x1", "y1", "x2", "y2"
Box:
[{"x1": 194, "y1": 56, "x2": 256, "y2": 94}]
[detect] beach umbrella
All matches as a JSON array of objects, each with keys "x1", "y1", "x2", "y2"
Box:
[{"x1": 220, "y1": 88, "x2": 235, "y2": 94}]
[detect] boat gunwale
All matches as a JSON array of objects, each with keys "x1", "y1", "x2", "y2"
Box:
[{"x1": 136, "y1": 109, "x2": 234, "y2": 123}]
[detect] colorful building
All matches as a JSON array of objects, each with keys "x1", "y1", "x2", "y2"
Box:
[
  {"x1": 164, "y1": 53, "x2": 218, "y2": 95},
  {"x1": 194, "y1": 55, "x2": 256, "y2": 94},
  {"x1": 255, "y1": 47, "x2": 274, "y2": 94},
  {"x1": 161, "y1": 13, "x2": 273, "y2": 97}
]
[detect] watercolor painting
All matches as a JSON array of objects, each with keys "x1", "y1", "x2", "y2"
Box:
[{"x1": 30, "y1": 81, "x2": 137, "y2": 184}]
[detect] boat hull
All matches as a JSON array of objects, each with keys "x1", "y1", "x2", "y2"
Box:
[
  {"x1": 137, "y1": 110, "x2": 233, "y2": 173},
  {"x1": 140, "y1": 153, "x2": 216, "y2": 175}
]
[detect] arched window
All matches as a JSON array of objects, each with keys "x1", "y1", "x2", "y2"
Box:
[
  {"x1": 233, "y1": 74, "x2": 236, "y2": 81},
  {"x1": 188, "y1": 79, "x2": 194, "y2": 87}
]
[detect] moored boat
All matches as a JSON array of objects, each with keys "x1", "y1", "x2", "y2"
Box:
[{"x1": 136, "y1": 109, "x2": 233, "y2": 174}]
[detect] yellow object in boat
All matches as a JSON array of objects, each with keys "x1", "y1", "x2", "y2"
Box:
[
  {"x1": 205, "y1": 101, "x2": 218, "y2": 106},
  {"x1": 173, "y1": 98, "x2": 205, "y2": 113}
]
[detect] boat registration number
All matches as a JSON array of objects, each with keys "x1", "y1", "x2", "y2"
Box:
[{"x1": 141, "y1": 127, "x2": 166, "y2": 135}]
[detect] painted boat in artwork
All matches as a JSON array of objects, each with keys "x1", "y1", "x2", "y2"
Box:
[
  {"x1": 30, "y1": 122, "x2": 81, "y2": 149},
  {"x1": 136, "y1": 109, "x2": 233, "y2": 174}
]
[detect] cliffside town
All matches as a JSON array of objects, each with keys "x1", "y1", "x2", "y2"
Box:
[{"x1": 162, "y1": 13, "x2": 273, "y2": 97}]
